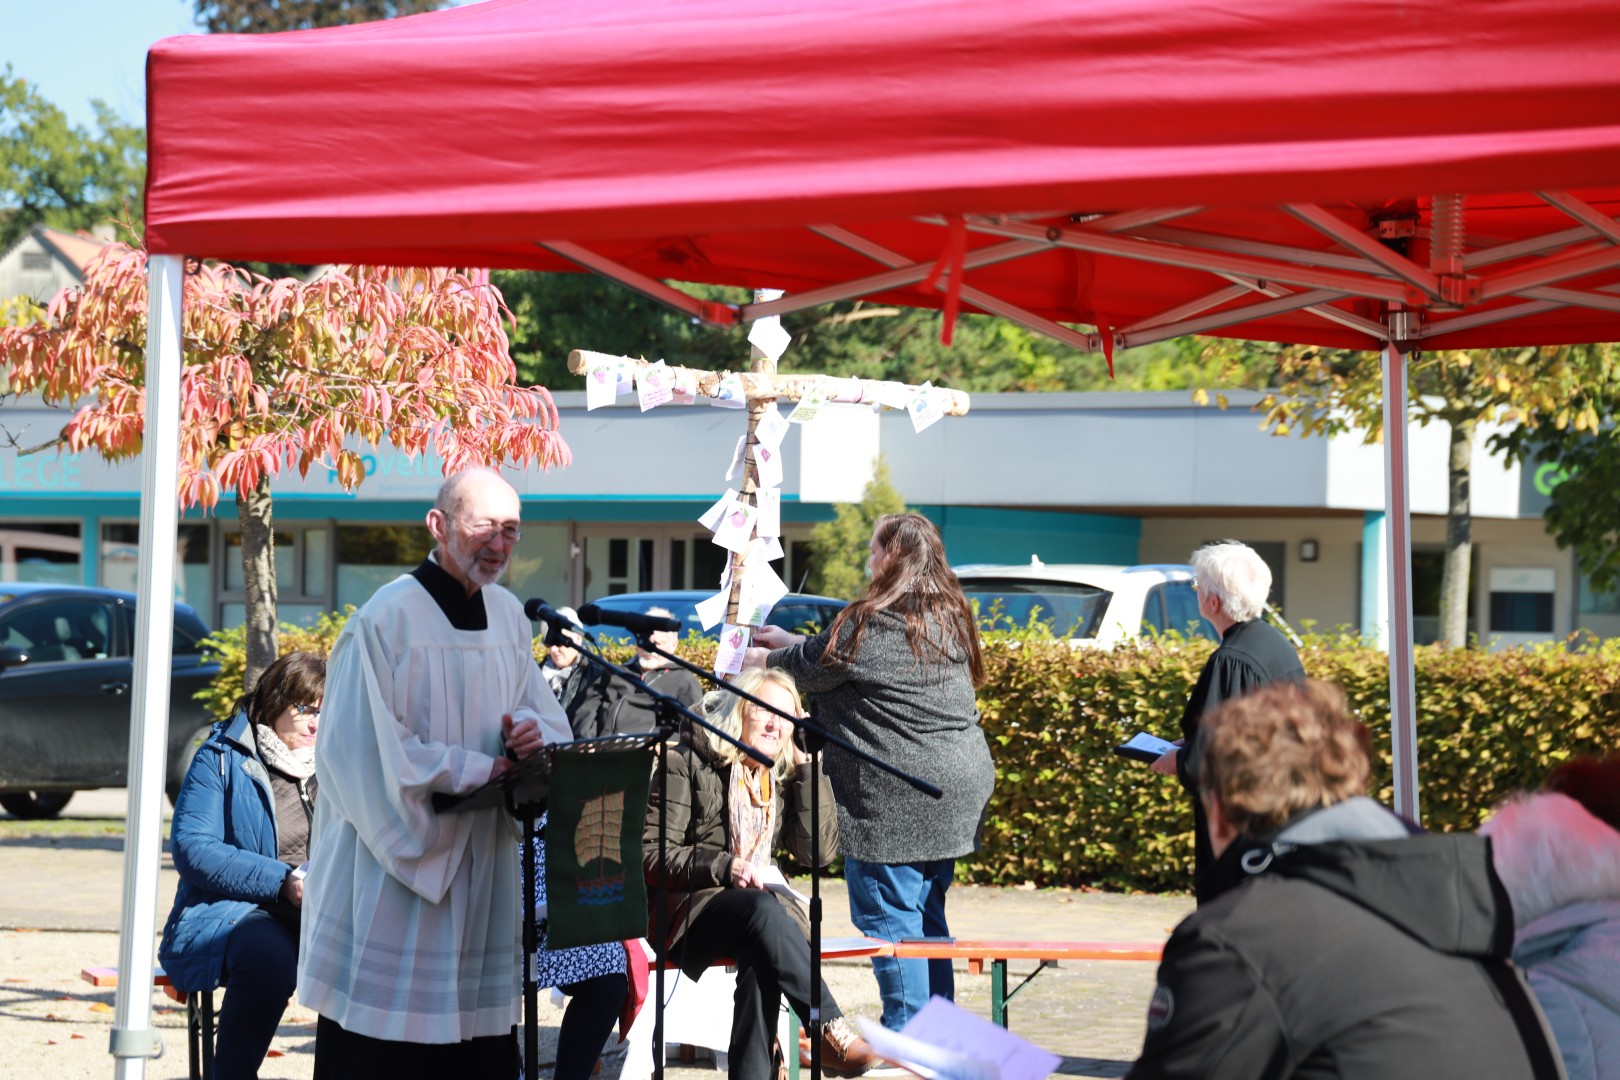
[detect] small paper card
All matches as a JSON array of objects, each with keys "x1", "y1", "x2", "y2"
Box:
[
  {"x1": 909, "y1": 380, "x2": 946, "y2": 433},
  {"x1": 857, "y1": 995, "x2": 1060, "y2": 1080},
  {"x1": 724, "y1": 435, "x2": 747, "y2": 481},
  {"x1": 710, "y1": 372, "x2": 748, "y2": 409},
  {"x1": 874, "y1": 381, "x2": 914, "y2": 410},
  {"x1": 719, "y1": 558, "x2": 735, "y2": 591},
  {"x1": 695, "y1": 588, "x2": 730, "y2": 631},
  {"x1": 755, "y1": 404, "x2": 790, "y2": 451},
  {"x1": 748, "y1": 317, "x2": 793, "y2": 362},
  {"x1": 636, "y1": 360, "x2": 674, "y2": 411},
  {"x1": 1114, "y1": 731, "x2": 1179, "y2": 764},
  {"x1": 760, "y1": 864, "x2": 810, "y2": 906},
  {"x1": 761, "y1": 535, "x2": 785, "y2": 561},
  {"x1": 710, "y1": 500, "x2": 757, "y2": 553},
  {"x1": 755, "y1": 488, "x2": 782, "y2": 538},
  {"x1": 699, "y1": 489, "x2": 740, "y2": 531},
  {"x1": 585, "y1": 362, "x2": 619, "y2": 411},
  {"x1": 715, "y1": 623, "x2": 752, "y2": 675},
  {"x1": 671, "y1": 367, "x2": 699, "y2": 405},
  {"x1": 787, "y1": 380, "x2": 828, "y2": 424},
  {"x1": 737, "y1": 561, "x2": 789, "y2": 625},
  {"x1": 753, "y1": 440, "x2": 784, "y2": 489}
]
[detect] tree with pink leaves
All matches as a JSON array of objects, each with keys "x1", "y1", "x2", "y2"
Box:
[{"x1": 1, "y1": 244, "x2": 570, "y2": 687}]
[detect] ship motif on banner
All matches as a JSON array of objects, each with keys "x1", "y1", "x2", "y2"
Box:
[{"x1": 574, "y1": 789, "x2": 626, "y2": 906}]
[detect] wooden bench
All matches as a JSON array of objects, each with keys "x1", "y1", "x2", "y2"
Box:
[
  {"x1": 81, "y1": 966, "x2": 215, "y2": 1080},
  {"x1": 887, "y1": 939, "x2": 1163, "y2": 1028}
]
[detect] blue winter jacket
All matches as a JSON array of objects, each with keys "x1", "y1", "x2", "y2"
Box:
[{"x1": 158, "y1": 712, "x2": 293, "y2": 992}]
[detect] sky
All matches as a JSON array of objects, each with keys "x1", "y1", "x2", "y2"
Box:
[{"x1": 3, "y1": 0, "x2": 199, "y2": 130}]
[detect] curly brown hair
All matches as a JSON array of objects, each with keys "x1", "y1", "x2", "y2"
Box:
[
  {"x1": 1197, "y1": 679, "x2": 1372, "y2": 838},
  {"x1": 819, "y1": 512, "x2": 983, "y2": 686}
]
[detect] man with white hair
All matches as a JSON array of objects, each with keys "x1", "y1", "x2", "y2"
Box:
[
  {"x1": 300, "y1": 466, "x2": 572, "y2": 1077},
  {"x1": 571, "y1": 605, "x2": 704, "y2": 737},
  {"x1": 1150, "y1": 540, "x2": 1304, "y2": 903}
]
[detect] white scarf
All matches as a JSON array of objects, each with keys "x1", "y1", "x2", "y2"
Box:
[{"x1": 256, "y1": 724, "x2": 316, "y2": 780}]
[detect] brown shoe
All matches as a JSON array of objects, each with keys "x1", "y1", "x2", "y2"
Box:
[{"x1": 798, "y1": 1017, "x2": 877, "y2": 1077}]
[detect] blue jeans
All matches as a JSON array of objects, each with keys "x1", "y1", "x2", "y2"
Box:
[{"x1": 844, "y1": 856, "x2": 956, "y2": 1030}]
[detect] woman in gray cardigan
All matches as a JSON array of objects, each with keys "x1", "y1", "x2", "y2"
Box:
[{"x1": 749, "y1": 512, "x2": 995, "y2": 1031}]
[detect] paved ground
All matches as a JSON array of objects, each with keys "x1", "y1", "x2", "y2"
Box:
[{"x1": 0, "y1": 790, "x2": 1192, "y2": 1079}]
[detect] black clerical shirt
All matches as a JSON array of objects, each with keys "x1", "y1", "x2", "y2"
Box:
[{"x1": 410, "y1": 555, "x2": 489, "y2": 631}]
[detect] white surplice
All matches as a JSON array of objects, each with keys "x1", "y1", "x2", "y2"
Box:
[{"x1": 299, "y1": 575, "x2": 571, "y2": 1043}]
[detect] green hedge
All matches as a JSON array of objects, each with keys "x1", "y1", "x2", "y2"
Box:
[{"x1": 201, "y1": 618, "x2": 1620, "y2": 892}]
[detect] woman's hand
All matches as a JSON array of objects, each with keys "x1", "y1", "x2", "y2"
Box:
[
  {"x1": 729, "y1": 859, "x2": 765, "y2": 889},
  {"x1": 749, "y1": 625, "x2": 802, "y2": 650},
  {"x1": 1150, "y1": 748, "x2": 1179, "y2": 776},
  {"x1": 280, "y1": 873, "x2": 304, "y2": 908},
  {"x1": 742, "y1": 646, "x2": 773, "y2": 671}
]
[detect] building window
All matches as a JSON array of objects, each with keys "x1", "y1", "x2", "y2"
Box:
[
  {"x1": 100, "y1": 522, "x2": 213, "y2": 618},
  {"x1": 336, "y1": 524, "x2": 432, "y2": 612},
  {"x1": 221, "y1": 524, "x2": 332, "y2": 629},
  {"x1": 1578, "y1": 574, "x2": 1620, "y2": 616},
  {"x1": 0, "y1": 521, "x2": 81, "y2": 584},
  {"x1": 20, "y1": 251, "x2": 52, "y2": 272}
]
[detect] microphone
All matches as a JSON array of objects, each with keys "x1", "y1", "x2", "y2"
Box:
[
  {"x1": 524, "y1": 598, "x2": 580, "y2": 627},
  {"x1": 576, "y1": 603, "x2": 681, "y2": 636}
]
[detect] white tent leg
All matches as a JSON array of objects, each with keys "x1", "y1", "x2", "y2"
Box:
[
  {"x1": 1380, "y1": 343, "x2": 1420, "y2": 823},
  {"x1": 111, "y1": 254, "x2": 185, "y2": 1078}
]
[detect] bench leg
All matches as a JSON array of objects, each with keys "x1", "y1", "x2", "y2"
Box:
[
  {"x1": 990, "y1": 960, "x2": 1008, "y2": 1029},
  {"x1": 187, "y1": 991, "x2": 216, "y2": 1080}
]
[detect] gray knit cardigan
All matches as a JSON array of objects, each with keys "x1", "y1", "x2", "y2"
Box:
[{"x1": 766, "y1": 610, "x2": 994, "y2": 863}]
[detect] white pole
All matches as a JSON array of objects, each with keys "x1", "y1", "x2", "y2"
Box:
[
  {"x1": 1380, "y1": 343, "x2": 1420, "y2": 823},
  {"x1": 111, "y1": 253, "x2": 185, "y2": 1078}
]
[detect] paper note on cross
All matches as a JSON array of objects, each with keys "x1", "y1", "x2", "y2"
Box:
[{"x1": 567, "y1": 347, "x2": 970, "y2": 668}]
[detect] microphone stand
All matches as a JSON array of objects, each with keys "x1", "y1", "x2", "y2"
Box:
[
  {"x1": 635, "y1": 637, "x2": 942, "y2": 1079},
  {"x1": 542, "y1": 621, "x2": 772, "y2": 1080}
]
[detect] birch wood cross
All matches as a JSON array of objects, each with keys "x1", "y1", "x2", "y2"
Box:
[{"x1": 567, "y1": 348, "x2": 971, "y2": 636}]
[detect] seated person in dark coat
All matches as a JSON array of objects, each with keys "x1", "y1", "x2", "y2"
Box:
[
  {"x1": 1128, "y1": 680, "x2": 1564, "y2": 1080},
  {"x1": 1150, "y1": 540, "x2": 1304, "y2": 903},
  {"x1": 571, "y1": 606, "x2": 703, "y2": 738}
]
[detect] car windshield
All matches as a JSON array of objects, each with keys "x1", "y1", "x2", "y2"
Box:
[{"x1": 958, "y1": 578, "x2": 1112, "y2": 639}]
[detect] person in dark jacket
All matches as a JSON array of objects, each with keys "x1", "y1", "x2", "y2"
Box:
[
  {"x1": 1129, "y1": 679, "x2": 1565, "y2": 1080},
  {"x1": 159, "y1": 651, "x2": 326, "y2": 1080},
  {"x1": 643, "y1": 667, "x2": 875, "y2": 1079},
  {"x1": 572, "y1": 606, "x2": 702, "y2": 738},
  {"x1": 750, "y1": 512, "x2": 995, "y2": 1032},
  {"x1": 1150, "y1": 540, "x2": 1305, "y2": 903},
  {"x1": 539, "y1": 605, "x2": 606, "y2": 727}
]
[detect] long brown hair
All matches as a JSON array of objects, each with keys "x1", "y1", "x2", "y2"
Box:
[{"x1": 820, "y1": 512, "x2": 984, "y2": 685}]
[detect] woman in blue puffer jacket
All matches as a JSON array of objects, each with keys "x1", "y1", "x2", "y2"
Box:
[{"x1": 159, "y1": 651, "x2": 325, "y2": 1080}]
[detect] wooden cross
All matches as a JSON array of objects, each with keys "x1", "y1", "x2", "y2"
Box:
[{"x1": 566, "y1": 348, "x2": 971, "y2": 644}]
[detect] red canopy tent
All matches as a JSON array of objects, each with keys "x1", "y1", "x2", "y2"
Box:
[{"x1": 107, "y1": 1, "x2": 1620, "y2": 1072}]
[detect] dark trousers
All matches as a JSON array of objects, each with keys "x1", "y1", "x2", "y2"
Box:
[
  {"x1": 683, "y1": 889, "x2": 841, "y2": 1080},
  {"x1": 313, "y1": 1015, "x2": 518, "y2": 1079},
  {"x1": 555, "y1": 973, "x2": 627, "y2": 1080},
  {"x1": 215, "y1": 909, "x2": 298, "y2": 1080}
]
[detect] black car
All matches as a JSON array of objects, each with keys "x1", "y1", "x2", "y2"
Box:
[
  {"x1": 0, "y1": 583, "x2": 221, "y2": 819},
  {"x1": 580, "y1": 590, "x2": 847, "y2": 646}
]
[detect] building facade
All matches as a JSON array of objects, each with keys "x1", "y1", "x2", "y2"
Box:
[{"x1": 1, "y1": 389, "x2": 1613, "y2": 646}]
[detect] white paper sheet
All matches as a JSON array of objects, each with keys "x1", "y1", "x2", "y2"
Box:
[
  {"x1": 1121, "y1": 731, "x2": 1179, "y2": 757},
  {"x1": 585, "y1": 362, "x2": 618, "y2": 411},
  {"x1": 787, "y1": 380, "x2": 827, "y2": 424},
  {"x1": 761, "y1": 535, "x2": 785, "y2": 560},
  {"x1": 748, "y1": 317, "x2": 792, "y2": 361},
  {"x1": 724, "y1": 435, "x2": 747, "y2": 481},
  {"x1": 753, "y1": 440, "x2": 784, "y2": 489},
  {"x1": 714, "y1": 623, "x2": 752, "y2": 675},
  {"x1": 759, "y1": 864, "x2": 810, "y2": 906},
  {"x1": 698, "y1": 489, "x2": 740, "y2": 531},
  {"x1": 856, "y1": 996, "x2": 1061, "y2": 1080},
  {"x1": 695, "y1": 589, "x2": 730, "y2": 631},
  {"x1": 671, "y1": 368, "x2": 699, "y2": 405},
  {"x1": 754, "y1": 404, "x2": 790, "y2": 450},
  {"x1": 908, "y1": 380, "x2": 945, "y2": 433},
  {"x1": 755, "y1": 488, "x2": 782, "y2": 538},
  {"x1": 710, "y1": 372, "x2": 748, "y2": 409},
  {"x1": 710, "y1": 500, "x2": 757, "y2": 553},
  {"x1": 737, "y1": 561, "x2": 790, "y2": 626},
  {"x1": 636, "y1": 360, "x2": 674, "y2": 411}
]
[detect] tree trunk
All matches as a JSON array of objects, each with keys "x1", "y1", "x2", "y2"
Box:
[
  {"x1": 1439, "y1": 416, "x2": 1474, "y2": 648},
  {"x1": 237, "y1": 473, "x2": 279, "y2": 691}
]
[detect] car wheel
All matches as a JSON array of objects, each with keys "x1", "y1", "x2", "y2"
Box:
[{"x1": 0, "y1": 791, "x2": 74, "y2": 820}]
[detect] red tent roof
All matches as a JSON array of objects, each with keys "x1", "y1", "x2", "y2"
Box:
[{"x1": 144, "y1": 0, "x2": 1620, "y2": 350}]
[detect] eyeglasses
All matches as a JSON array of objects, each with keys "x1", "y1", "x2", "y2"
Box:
[
  {"x1": 293, "y1": 703, "x2": 321, "y2": 717},
  {"x1": 456, "y1": 518, "x2": 523, "y2": 543}
]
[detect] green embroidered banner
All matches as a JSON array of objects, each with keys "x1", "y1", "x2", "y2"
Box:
[{"x1": 545, "y1": 743, "x2": 655, "y2": 949}]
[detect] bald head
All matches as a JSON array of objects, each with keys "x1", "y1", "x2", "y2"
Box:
[{"x1": 427, "y1": 467, "x2": 522, "y2": 594}]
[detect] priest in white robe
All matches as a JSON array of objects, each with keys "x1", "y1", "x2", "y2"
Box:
[{"x1": 300, "y1": 467, "x2": 571, "y2": 1077}]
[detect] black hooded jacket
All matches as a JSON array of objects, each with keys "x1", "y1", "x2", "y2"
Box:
[{"x1": 1128, "y1": 798, "x2": 1566, "y2": 1080}]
